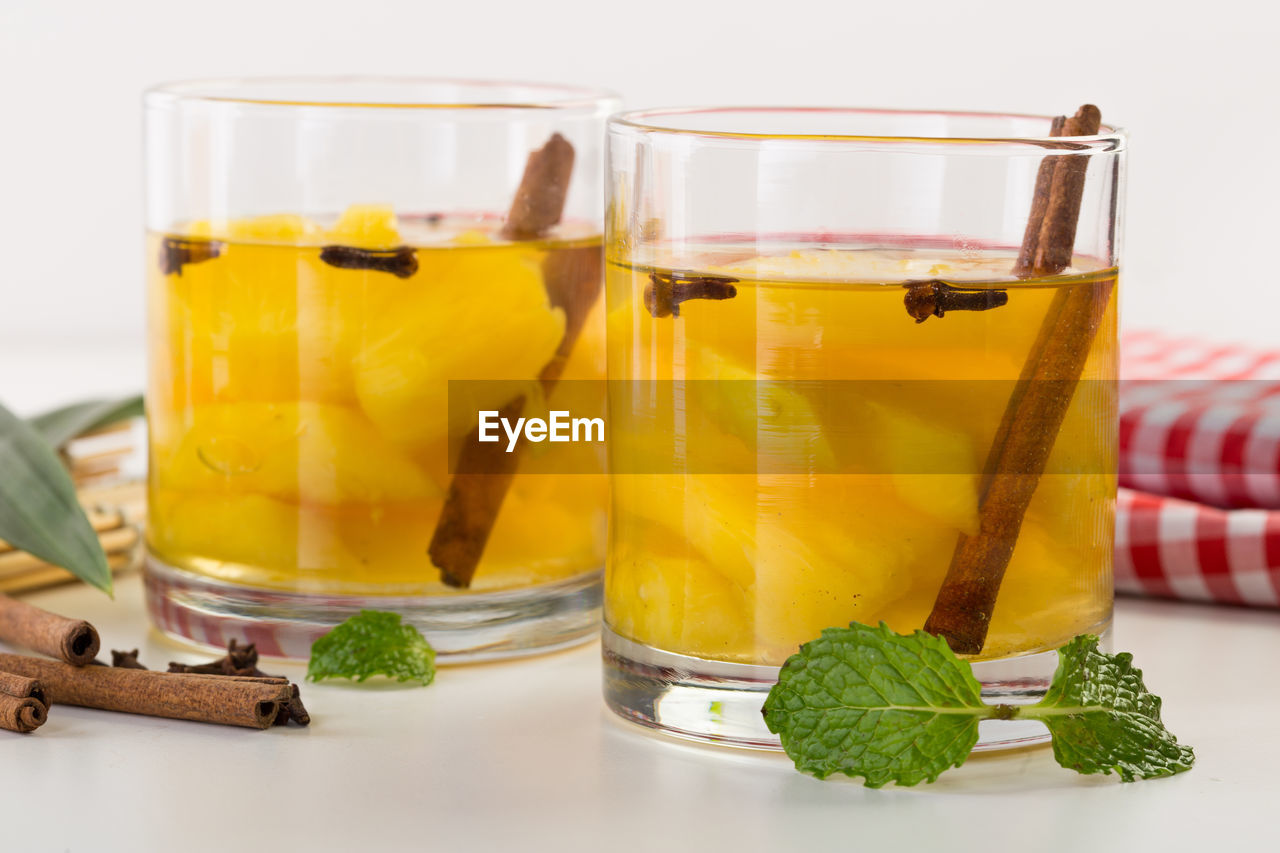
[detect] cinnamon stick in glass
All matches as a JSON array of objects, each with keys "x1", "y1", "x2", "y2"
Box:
[
  {"x1": 430, "y1": 133, "x2": 603, "y2": 588},
  {"x1": 0, "y1": 593, "x2": 101, "y2": 665},
  {"x1": 924, "y1": 105, "x2": 1110, "y2": 654},
  {"x1": 0, "y1": 652, "x2": 292, "y2": 729},
  {"x1": 501, "y1": 133, "x2": 576, "y2": 241}
]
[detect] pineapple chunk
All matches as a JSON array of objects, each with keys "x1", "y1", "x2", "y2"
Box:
[
  {"x1": 453, "y1": 229, "x2": 494, "y2": 246},
  {"x1": 162, "y1": 237, "x2": 364, "y2": 405},
  {"x1": 611, "y1": 473, "x2": 920, "y2": 664},
  {"x1": 322, "y1": 501, "x2": 439, "y2": 588},
  {"x1": 612, "y1": 475, "x2": 757, "y2": 590},
  {"x1": 474, "y1": 481, "x2": 606, "y2": 588},
  {"x1": 556, "y1": 298, "x2": 605, "y2": 381},
  {"x1": 982, "y1": 521, "x2": 1111, "y2": 658},
  {"x1": 185, "y1": 213, "x2": 322, "y2": 242},
  {"x1": 750, "y1": 475, "x2": 917, "y2": 663},
  {"x1": 607, "y1": 540, "x2": 753, "y2": 660},
  {"x1": 149, "y1": 492, "x2": 305, "y2": 576},
  {"x1": 684, "y1": 347, "x2": 836, "y2": 474},
  {"x1": 327, "y1": 204, "x2": 401, "y2": 248},
  {"x1": 823, "y1": 388, "x2": 981, "y2": 536},
  {"x1": 157, "y1": 402, "x2": 438, "y2": 505},
  {"x1": 224, "y1": 214, "x2": 324, "y2": 243},
  {"x1": 353, "y1": 248, "x2": 565, "y2": 449}
]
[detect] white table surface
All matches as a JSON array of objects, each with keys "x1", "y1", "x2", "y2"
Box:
[
  {"x1": 2, "y1": 345, "x2": 1277, "y2": 852},
  {"x1": 0, "y1": 576, "x2": 1273, "y2": 853}
]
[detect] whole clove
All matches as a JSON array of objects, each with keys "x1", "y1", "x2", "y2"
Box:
[
  {"x1": 168, "y1": 639, "x2": 271, "y2": 678},
  {"x1": 168, "y1": 640, "x2": 308, "y2": 726},
  {"x1": 903, "y1": 280, "x2": 1009, "y2": 323},
  {"x1": 644, "y1": 272, "x2": 738, "y2": 319},
  {"x1": 319, "y1": 245, "x2": 419, "y2": 279},
  {"x1": 159, "y1": 237, "x2": 224, "y2": 276},
  {"x1": 111, "y1": 649, "x2": 147, "y2": 670}
]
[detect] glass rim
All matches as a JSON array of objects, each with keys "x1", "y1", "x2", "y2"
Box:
[
  {"x1": 144, "y1": 75, "x2": 620, "y2": 112},
  {"x1": 609, "y1": 106, "x2": 1125, "y2": 149}
]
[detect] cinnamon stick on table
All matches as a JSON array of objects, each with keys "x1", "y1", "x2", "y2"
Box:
[
  {"x1": 0, "y1": 692, "x2": 46, "y2": 733},
  {"x1": 0, "y1": 593, "x2": 100, "y2": 665},
  {"x1": 924, "y1": 105, "x2": 1111, "y2": 655},
  {"x1": 0, "y1": 670, "x2": 48, "y2": 733},
  {"x1": 0, "y1": 670, "x2": 47, "y2": 706},
  {"x1": 429, "y1": 133, "x2": 604, "y2": 588},
  {"x1": 163, "y1": 640, "x2": 310, "y2": 725},
  {"x1": 0, "y1": 652, "x2": 292, "y2": 729}
]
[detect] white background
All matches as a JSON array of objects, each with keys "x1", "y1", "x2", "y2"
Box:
[
  {"x1": 1, "y1": 0, "x2": 1277, "y2": 362},
  {"x1": 0, "y1": 7, "x2": 1277, "y2": 848}
]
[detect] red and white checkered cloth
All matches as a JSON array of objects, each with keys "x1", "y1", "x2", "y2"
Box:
[{"x1": 1116, "y1": 330, "x2": 1280, "y2": 607}]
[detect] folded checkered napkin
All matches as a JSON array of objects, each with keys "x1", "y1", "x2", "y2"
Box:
[
  {"x1": 1116, "y1": 489, "x2": 1280, "y2": 606},
  {"x1": 1115, "y1": 331, "x2": 1280, "y2": 606}
]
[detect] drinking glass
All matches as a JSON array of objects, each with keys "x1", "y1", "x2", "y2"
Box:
[
  {"x1": 144, "y1": 78, "x2": 618, "y2": 660},
  {"x1": 603, "y1": 107, "x2": 1124, "y2": 747}
]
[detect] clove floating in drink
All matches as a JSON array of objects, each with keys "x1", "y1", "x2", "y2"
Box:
[
  {"x1": 903, "y1": 279, "x2": 1009, "y2": 323},
  {"x1": 159, "y1": 237, "x2": 224, "y2": 276},
  {"x1": 645, "y1": 272, "x2": 739, "y2": 318},
  {"x1": 319, "y1": 245, "x2": 419, "y2": 279}
]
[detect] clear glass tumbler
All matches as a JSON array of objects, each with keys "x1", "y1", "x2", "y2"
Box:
[
  {"x1": 603, "y1": 107, "x2": 1124, "y2": 747},
  {"x1": 144, "y1": 78, "x2": 619, "y2": 660}
]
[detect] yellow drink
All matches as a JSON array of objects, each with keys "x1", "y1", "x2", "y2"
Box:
[
  {"x1": 605, "y1": 245, "x2": 1115, "y2": 666},
  {"x1": 147, "y1": 207, "x2": 607, "y2": 595}
]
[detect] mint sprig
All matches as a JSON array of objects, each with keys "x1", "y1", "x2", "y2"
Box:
[
  {"x1": 307, "y1": 610, "x2": 436, "y2": 686},
  {"x1": 763, "y1": 624, "x2": 1193, "y2": 786},
  {"x1": 1022, "y1": 635, "x2": 1195, "y2": 781}
]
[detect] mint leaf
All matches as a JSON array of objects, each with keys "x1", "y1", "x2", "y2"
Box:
[
  {"x1": 766, "y1": 628, "x2": 1194, "y2": 787},
  {"x1": 1021, "y1": 635, "x2": 1194, "y2": 781},
  {"x1": 762, "y1": 622, "x2": 990, "y2": 786},
  {"x1": 307, "y1": 610, "x2": 435, "y2": 686}
]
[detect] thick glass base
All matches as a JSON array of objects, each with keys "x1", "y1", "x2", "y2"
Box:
[
  {"x1": 603, "y1": 621, "x2": 1112, "y2": 751},
  {"x1": 145, "y1": 553, "x2": 601, "y2": 662}
]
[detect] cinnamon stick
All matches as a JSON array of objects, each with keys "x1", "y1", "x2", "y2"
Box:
[
  {"x1": 1011, "y1": 115, "x2": 1067, "y2": 278},
  {"x1": 429, "y1": 133, "x2": 604, "y2": 588},
  {"x1": 429, "y1": 398, "x2": 524, "y2": 588},
  {"x1": 501, "y1": 133, "x2": 576, "y2": 241},
  {"x1": 0, "y1": 693, "x2": 46, "y2": 733},
  {"x1": 164, "y1": 640, "x2": 310, "y2": 726},
  {"x1": 0, "y1": 670, "x2": 48, "y2": 706},
  {"x1": 0, "y1": 652, "x2": 291, "y2": 729},
  {"x1": 0, "y1": 594, "x2": 100, "y2": 665},
  {"x1": 924, "y1": 105, "x2": 1111, "y2": 654}
]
